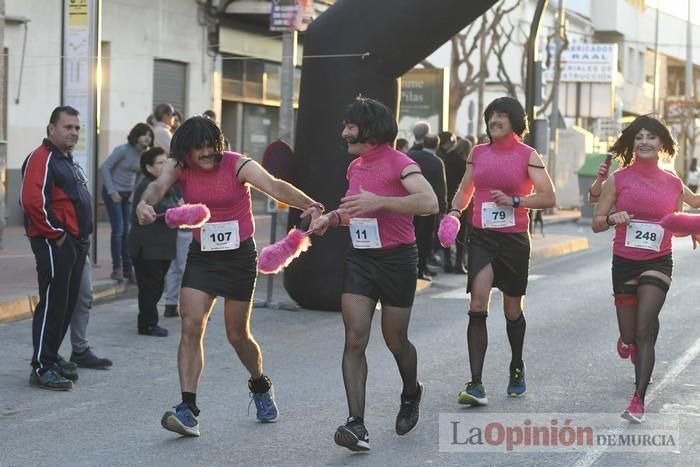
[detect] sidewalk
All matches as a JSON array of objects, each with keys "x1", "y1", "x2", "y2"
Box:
[{"x1": 0, "y1": 209, "x2": 586, "y2": 323}]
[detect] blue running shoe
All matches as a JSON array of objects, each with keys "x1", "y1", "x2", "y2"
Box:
[
  {"x1": 248, "y1": 377, "x2": 279, "y2": 423},
  {"x1": 161, "y1": 402, "x2": 200, "y2": 437},
  {"x1": 458, "y1": 381, "x2": 488, "y2": 406},
  {"x1": 507, "y1": 366, "x2": 527, "y2": 397}
]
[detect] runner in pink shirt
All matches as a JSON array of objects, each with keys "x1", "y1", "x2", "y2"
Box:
[
  {"x1": 136, "y1": 116, "x2": 323, "y2": 437},
  {"x1": 310, "y1": 97, "x2": 438, "y2": 452},
  {"x1": 446, "y1": 97, "x2": 555, "y2": 407},
  {"x1": 593, "y1": 115, "x2": 683, "y2": 424}
]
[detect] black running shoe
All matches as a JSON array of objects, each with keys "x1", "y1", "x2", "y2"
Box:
[
  {"x1": 396, "y1": 381, "x2": 424, "y2": 435},
  {"x1": 334, "y1": 417, "x2": 370, "y2": 452}
]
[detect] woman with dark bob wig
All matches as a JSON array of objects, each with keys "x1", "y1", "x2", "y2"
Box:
[
  {"x1": 310, "y1": 97, "x2": 439, "y2": 452},
  {"x1": 101, "y1": 122, "x2": 154, "y2": 282},
  {"x1": 135, "y1": 116, "x2": 323, "y2": 437},
  {"x1": 592, "y1": 115, "x2": 684, "y2": 423}
]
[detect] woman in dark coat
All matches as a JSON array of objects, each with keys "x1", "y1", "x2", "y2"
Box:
[{"x1": 129, "y1": 147, "x2": 179, "y2": 336}]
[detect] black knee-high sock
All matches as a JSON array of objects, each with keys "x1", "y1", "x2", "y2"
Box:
[
  {"x1": 506, "y1": 313, "x2": 526, "y2": 372},
  {"x1": 467, "y1": 311, "x2": 488, "y2": 384}
]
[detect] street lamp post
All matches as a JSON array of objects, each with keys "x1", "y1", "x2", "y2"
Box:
[{"x1": 525, "y1": 0, "x2": 549, "y2": 146}]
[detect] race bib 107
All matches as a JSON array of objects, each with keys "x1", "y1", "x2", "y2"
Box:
[{"x1": 201, "y1": 220, "x2": 240, "y2": 251}]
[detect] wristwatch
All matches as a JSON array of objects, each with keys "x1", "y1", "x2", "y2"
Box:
[{"x1": 512, "y1": 195, "x2": 521, "y2": 208}]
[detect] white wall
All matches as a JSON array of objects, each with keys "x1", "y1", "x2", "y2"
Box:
[
  {"x1": 3, "y1": 0, "x2": 216, "y2": 223},
  {"x1": 4, "y1": 0, "x2": 215, "y2": 170},
  {"x1": 100, "y1": 0, "x2": 214, "y2": 160},
  {"x1": 5, "y1": 0, "x2": 62, "y2": 169}
]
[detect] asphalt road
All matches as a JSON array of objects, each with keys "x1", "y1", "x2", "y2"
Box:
[{"x1": 1, "y1": 223, "x2": 699, "y2": 467}]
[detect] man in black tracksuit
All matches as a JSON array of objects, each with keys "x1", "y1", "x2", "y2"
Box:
[{"x1": 20, "y1": 106, "x2": 93, "y2": 391}]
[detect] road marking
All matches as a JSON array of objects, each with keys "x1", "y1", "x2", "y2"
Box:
[
  {"x1": 433, "y1": 289, "x2": 468, "y2": 299},
  {"x1": 573, "y1": 336, "x2": 700, "y2": 467},
  {"x1": 431, "y1": 275, "x2": 544, "y2": 299}
]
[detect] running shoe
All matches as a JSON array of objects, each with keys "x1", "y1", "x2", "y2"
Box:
[
  {"x1": 617, "y1": 336, "x2": 632, "y2": 359},
  {"x1": 248, "y1": 377, "x2": 279, "y2": 423},
  {"x1": 396, "y1": 381, "x2": 424, "y2": 435},
  {"x1": 507, "y1": 365, "x2": 527, "y2": 397},
  {"x1": 334, "y1": 417, "x2": 370, "y2": 452},
  {"x1": 161, "y1": 402, "x2": 200, "y2": 437},
  {"x1": 458, "y1": 381, "x2": 488, "y2": 406},
  {"x1": 621, "y1": 394, "x2": 645, "y2": 424}
]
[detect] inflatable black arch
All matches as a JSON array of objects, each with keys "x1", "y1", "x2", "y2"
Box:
[{"x1": 285, "y1": 0, "x2": 500, "y2": 310}]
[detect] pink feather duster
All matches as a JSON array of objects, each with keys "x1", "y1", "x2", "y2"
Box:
[
  {"x1": 438, "y1": 215, "x2": 461, "y2": 248},
  {"x1": 258, "y1": 229, "x2": 312, "y2": 274},
  {"x1": 660, "y1": 212, "x2": 700, "y2": 236},
  {"x1": 164, "y1": 204, "x2": 211, "y2": 229}
]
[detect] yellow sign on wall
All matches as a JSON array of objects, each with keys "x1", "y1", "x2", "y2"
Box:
[{"x1": 68, "y1": 0, "x2": 89, "y2": 27}]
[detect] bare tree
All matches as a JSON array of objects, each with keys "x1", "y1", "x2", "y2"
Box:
[
  {"x1": 422, "y1": 0, "x2": 522, "y2": 133},
  {"x1": 536, "y1": 29, "x2": 569, "y2": 117}
]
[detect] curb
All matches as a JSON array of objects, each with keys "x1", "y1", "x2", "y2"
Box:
[
  {"x1": 1, "y1": 235, "x2": 588, "y2": 323},
  {"x1": 0, "y1": 280, "x2": 137, "y2": 325},
  {"x1": 531, "y1": 237, "x2": 589, "y2": 260}
]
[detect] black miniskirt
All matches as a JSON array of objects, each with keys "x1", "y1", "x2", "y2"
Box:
[
  {"x1": 611, "y1": 253, "x2": 673, "y2": 294},
  {"x1": 181, "y1": 237, "x2": 257, "y2": 301},
  {"x1": 467, "y1": 227, "x2": 531, "y2": 297},
  {"x1": 343, "y1": 243, "x2": 418, "y2": 308}
]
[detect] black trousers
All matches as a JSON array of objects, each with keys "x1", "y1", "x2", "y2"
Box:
[
  {"x1": 132, "y1": 256, "x2": 171, "y2": 330},
  {"x1": 414, "y1": 214, "x2": 437, "y2": 271},
  {"x1": 30, "y1": 235, "x2": 89, "y2": 374}
]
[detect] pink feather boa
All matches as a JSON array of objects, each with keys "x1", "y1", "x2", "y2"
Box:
[
  {"x1": 438, "y1": 215, "x2": 461, "y2": 248},
  {"x1": 258, "y1": 229, "x2": 312, "y2": 274},
  {"x1": 164, "y1": 204, "x2": 211, "y2": 229},
  {"x1": 660, "y1": 212, "x2": 700, "y2": 236}
]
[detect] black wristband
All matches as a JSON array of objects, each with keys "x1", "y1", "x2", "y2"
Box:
[
  {"x1": 448, "y1": 208, "x2": 462, "y2": 215},
  {"x1": 606, "y1": 214, "x2": 615, "y2": 226}
]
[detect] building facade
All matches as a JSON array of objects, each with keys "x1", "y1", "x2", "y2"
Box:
[{"x1": 4, "y1": 0, "x2": 218, "y2": 224}]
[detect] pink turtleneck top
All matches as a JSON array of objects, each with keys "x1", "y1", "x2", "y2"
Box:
[
  {"x1": 346, "y1": 144, "x2": 417, "y2": 248},
  {"x1": 612, "y1": 158, "x2": 682, "y2": 260},
  {"x1": 470, "y1": 133, "x2": 535, "y2": 233},
  {"x1": 179, "y1": 151, "x2": 255, "y2": 244}
]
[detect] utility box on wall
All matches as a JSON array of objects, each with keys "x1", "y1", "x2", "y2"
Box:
[
  {"x1": 577, "y1": 152, "x2": 620, "y2": 219},
  {"x1": 554, "y1": 126, "x2": 593, "y2": 209}
]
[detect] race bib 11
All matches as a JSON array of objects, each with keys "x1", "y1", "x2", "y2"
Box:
[{"x1": 349, "y1": 218, "x2": 382, "y2": 249}]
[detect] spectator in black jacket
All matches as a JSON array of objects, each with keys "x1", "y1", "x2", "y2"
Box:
[
  {"x1": 20, "y1": 106, "x2": 92, "y2": 391},
  {"x1": 129, "y1": 147, "x2": 179, "y2": 337},
  {"x1": 444, "y1": 137, "x2": 473, "y2": 273},
  {"x1": 409, "y1": 134, "x2": 447, "y2": 280},
  {"x1": 408, "y1": 121, "x2": 431, "y2": 153}
]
